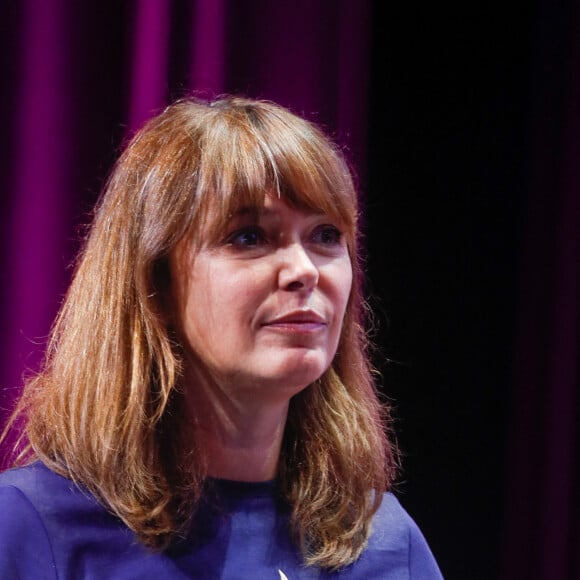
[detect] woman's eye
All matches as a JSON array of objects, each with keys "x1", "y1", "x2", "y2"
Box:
[
  {"x1": 226, "y1": 226, "x2": 266, "y2": 248},
  {"x1": 312, "y1": 224, "x2": 343, "y2": 245}
]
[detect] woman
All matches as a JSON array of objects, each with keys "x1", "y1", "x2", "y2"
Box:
[{"x1": 0, "y1": 96, "x2": 443, "y2": 578}]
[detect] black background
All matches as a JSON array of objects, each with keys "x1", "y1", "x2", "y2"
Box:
[{"x1": 365, "y1": 3, "x2": 533, "y2": 578}]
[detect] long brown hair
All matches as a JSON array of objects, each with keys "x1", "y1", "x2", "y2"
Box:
[{"x1": 2, "y1": 96, "x2": 398, "y2": 570}]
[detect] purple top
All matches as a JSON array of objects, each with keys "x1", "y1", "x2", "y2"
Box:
[{"x1": 0, "y1": 462, "x2": 443, "y2": 579}]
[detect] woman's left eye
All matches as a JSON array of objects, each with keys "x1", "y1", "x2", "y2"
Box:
[{"x1": 311, "y1": 224, "x2": 343, "y2": 245}]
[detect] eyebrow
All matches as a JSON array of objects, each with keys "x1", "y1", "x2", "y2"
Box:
[
  {"x1": 229, "y1": 206, "x2": 276, "y2": 220},
  {"x1": 230, "y1": 204, "x2": 326, "y2": 220}
]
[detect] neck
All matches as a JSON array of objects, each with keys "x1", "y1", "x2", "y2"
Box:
[
  {"x1": 200, "y1": 413, "x2": 287, "y2": 482},
  {"x1": 185, "y1": 370, "x2": 290, "y2": 482}
]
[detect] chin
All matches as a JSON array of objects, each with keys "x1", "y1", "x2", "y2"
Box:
[{"x1": 266, "y1": 356, "x2": 329, "y2": 390}]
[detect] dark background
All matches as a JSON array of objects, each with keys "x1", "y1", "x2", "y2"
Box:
[{"x1": 365, "y1": 3, "x2": 532, "y2": 578}]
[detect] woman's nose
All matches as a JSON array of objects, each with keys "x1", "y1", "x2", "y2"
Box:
[{"x1": 277, "y1": 243, "x2": 319, "y2": 292}]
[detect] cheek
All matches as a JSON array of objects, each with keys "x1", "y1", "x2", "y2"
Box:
[
  {"x1": 331, "y1": 260, "x2": 354, "y2": 315},
  {"x1": 186, "y1": 264, "x2": 268, "y2": 334},
  {"x1": 172, "y1": 261, "x2": 218, "y2": 345}
]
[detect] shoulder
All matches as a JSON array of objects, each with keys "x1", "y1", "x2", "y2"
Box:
[
  {"x1": 369, "y1": 492, "x2": 431, "y2": 546},
  {"x1": 0, "y1": 462, "x2": 136, "y2": 579},
  {"x1": 0, "y1": 462, "x2": 188, "y2": 579},
  {"x1": 355, "y1": 492, "x2": 444, "y2": 579},
  {"x1": 0, "y1": 460, "x2": 73, "y2": 515},
  {"x1": 0, "y1": 463, "x2": 62, "y2": 579},
  {"x1": 0, "y1": 460, "x2": 103, "y2": 519},
  {"x1": 0, "y1": 460, "x2": 71, "y2": 492}
]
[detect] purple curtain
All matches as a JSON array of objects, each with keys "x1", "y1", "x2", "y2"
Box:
[{"x1": 0, "y1": 0, "x2": 371, "y2": 457}]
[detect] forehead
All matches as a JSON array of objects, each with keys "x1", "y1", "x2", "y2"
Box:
[{"x1": 230, "y1": 194, "x2": 328, "y2": 221}]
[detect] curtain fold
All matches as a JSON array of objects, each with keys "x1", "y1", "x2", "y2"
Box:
[
  {"x1": 189, "y1": 0, "x2": 227, "y2": 95},
  {"x1": 128, "y1": 0, "x2": 171, "y2": 133},
  {"x1": 4, "y1": 0, "x2": 75, "y2": 406}
]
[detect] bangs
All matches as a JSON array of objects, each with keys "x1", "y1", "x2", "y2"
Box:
[{"x1": 190, "y1": 101, "x2": 358, "y2": 246}]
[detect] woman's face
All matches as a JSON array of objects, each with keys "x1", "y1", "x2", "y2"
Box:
[{"x1": 171, "y1": 194, "x2": 353, "y2": 402}]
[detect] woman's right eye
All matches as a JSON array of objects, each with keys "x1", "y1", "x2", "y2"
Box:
[{"x1": 226, "y1": 226, "x2": 267, "y2": 249}]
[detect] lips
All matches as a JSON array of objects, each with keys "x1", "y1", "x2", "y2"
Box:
[{"x1": 261, "y1": 309, "x2": 327, "y2": 332}]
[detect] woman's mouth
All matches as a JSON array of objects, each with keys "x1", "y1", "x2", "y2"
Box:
[{"x1": 261, "y1": 310, "x2": 327, "y2": 333}]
